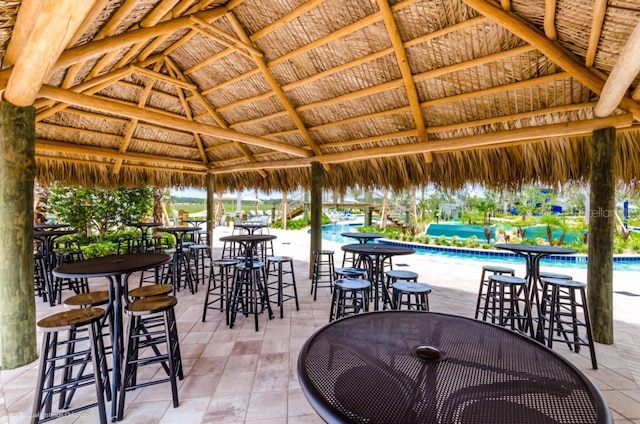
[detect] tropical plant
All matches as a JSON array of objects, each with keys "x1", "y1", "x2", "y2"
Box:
[{"x1": 49, "y1": 185, "x2": 154, "y2": 240}]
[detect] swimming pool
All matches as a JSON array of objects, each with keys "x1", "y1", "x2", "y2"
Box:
[{"x1": 319, "y1": 223, "x2": 640, "y2": 271}]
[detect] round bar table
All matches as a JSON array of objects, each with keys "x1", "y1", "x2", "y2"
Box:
[
  {"x1": 127, "y1": 222, "x2": 161, "y2": 251},
  {"x1": 219, "y1": 234, "x2": 277, "y2": 266},
  {"x1": 158, "y1": 226, "x2": 198, "y2": 293},
  {"x1": 34, "y1": 223, "x2": 72, "y2": 231},
  {"x1": 53, "y1": 253, "x2": 172, "y2": 422},
  {"x1": 340, "y1": 232, "x2": 385, "y2": 244},
  {"x1": 298, "y1": 311, "x2": 611, "y2": 424},
  {"x1": 234, "y1": 222, "x2": 268, "y2": 235},
  {"x1": 34, "y1": 228, "x2": 77, "y2": 305},
  {"x1": 341, "y1": 243, "x2": 414, "y2": 310},
  {"x1": 494, "y1": 244, "x2": 576, "y2": 308}
]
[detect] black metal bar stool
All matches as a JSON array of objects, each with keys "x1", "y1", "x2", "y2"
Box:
[
  {"x1": 539, "y1": 271, "x2": 573, "y2": 280},
  {"x1": 334, "y1": 267, "x2": 366, "y2": 279},
  {"x1": 128, "y1": 284, "x2": 173, "y2": 300},
  {"x1": 484, "y1": 274, "x2": 534, "y2": 338},
  {"x1": 385, "y1": 269, "x2": 418, "y2": 286},
  {"x1": 203, "y1": 258, "x2": 238, "y2": 324},
  {"x1": 392, "y1": 281, "x2": 432, "y2": 311},
  {"x1": 229, "y1": 261, "x2": 274, "y2": 331},
  {"x1": 32, "y1": 307, "x2": 109, "y2": 424},
  {"x1": 537, "y1": 277, "x2": 598, "y2": 369},
  {"x1": 188, "y1": 244, "x2": 210, "y2": 291},
  {"x1": 34, "y1": 252, "x2": 50, "y2": 303},
  {"x1": 329, "y1": 278, "x2": 371, "y2": 322},
  {"x1": 266, "y1": 256, "x2": 300, "y2": 318},
  {"x1": 117, "y1": 295, "x2": 183, "y2": 420},
  {"x1": 475, "y1": 265, "x2": 515, "y2": 319},
  {"x1": 311, "y1": 250, "x2": 335, "y2": 301},
  {"x1": 52, "y1": 250, "x2": 88, "y2": 305}
]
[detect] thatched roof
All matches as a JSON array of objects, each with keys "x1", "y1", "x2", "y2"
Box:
[{"x1": 1, "y1": 0, "x2": 639, "y2": 192}]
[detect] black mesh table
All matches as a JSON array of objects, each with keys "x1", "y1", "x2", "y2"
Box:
[
  {"x1": 298, "y1": 311, "x2": 611, "y2": 424},
  {"x1": 340, "y1": 232, "x2": 385, "y2": 244}
]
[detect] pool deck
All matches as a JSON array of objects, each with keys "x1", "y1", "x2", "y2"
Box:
[{"x1": 2, "y1": 226, "x2": 640, "y2": 423}]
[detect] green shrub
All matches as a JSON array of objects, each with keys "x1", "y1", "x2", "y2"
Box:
[
  {"x1": 465, "y1": 235, "x2": 480, "y2": 248},
  {"x1": 81, "y1": 242, "x2": 117, "y2": 259}
]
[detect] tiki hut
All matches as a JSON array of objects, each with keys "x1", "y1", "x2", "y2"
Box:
[{"x1": 0, "y1": 0, "x2": 638, "y2": 367}]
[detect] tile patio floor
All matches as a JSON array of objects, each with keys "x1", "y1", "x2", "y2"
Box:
[{"x1": 2, "y1": 226, "x2": 640, "y2": 423}]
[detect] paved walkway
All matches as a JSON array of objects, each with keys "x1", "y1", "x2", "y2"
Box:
[{"x1": 2, "y1": 226, "x2": 640, "y2": 423}]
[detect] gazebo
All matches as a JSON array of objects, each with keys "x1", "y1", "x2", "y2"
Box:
[{"x1": 1, "y1": 0, "x2": 639, "y2": 369}]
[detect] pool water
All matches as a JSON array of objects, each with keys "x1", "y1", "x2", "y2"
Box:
[{"x1": 319, "y1": 223, "x2": 640, "y2": 271}]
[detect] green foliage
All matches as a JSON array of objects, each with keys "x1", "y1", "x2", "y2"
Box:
[
  {"x1": 49, "y1": 185, "x2": 154, "y2": 241},
  {"x1": 81, "y1": 242, "x2": 117, "y2": 259},
  {"x1": 465, "y1": 235, "x2": 480, "y2": 248},
  {"x1": 434, "y1": 235, "x2": 448, "y2": 246}
]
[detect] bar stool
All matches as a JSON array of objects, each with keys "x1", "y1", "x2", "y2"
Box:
[
  {"x1": 117, "y1": 295, "x2": 183, "y2": 420},
  {"x1": 52, "y1": 250, "x2": 89, "y2": 305},
  {"x1": 34, "y1": 252, "x2": 49, "y2": 303},
  {"x1": 335, "y1": 267, "x2": 366, "y2": 279},
  {"x1": 484, "y1": 274, "x2": 534, "y2": 338},
  {"x1": 474, "y1": 265, "x2": 515, "y2": 319},
  {"x1": 329, "y1": 278, "x2": 371, "y2": 322},
  {"x1": 311, "y1": 250, "x2": 335, "y2": 301},
  {"x1": 392, "y1": 282, "x2": 432, "y2": 311},
  {"x1": 538, "y1": 277, "x2": 598, "y2": 369},
  {"x1": 385, "y1": 269, "x2": 419, "y2": 287},
  {"x1": 203, "y1": 258, "x2": 238, "y2": 324},
  {"x1": 229, "y1": 261, "x2": 274, "y2": 331},
  {"x1": 266, "y1": 256, "x2": 300, "y2": 318},
  {"x1": 163, "y1": 248, "x2": 194, "y2": 294},
  {"x1": 189, "y1": 244, "x2": 210, "y2": 290},
  {"x1": 539, "y1": 271, "x2": 572, "y2": 280},
  {"x1": 32, "y1": 308, "x2": 109, "y2": 424},
  {"x1": 128, "y1": 284, "x2": 173, "y2": 300}
]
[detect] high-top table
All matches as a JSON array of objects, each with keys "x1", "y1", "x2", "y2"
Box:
[
  {"x1": 127, "y1": 222, "x2": 161, "y2": 251},
  {"x1": 234, "y1": 222, "x2": 268, "y2": 235},
  {"x1": 158, "y1": 226, "x2": 198, "y2": 293},
  {"x1": 34, "y1": 223, "x2": 72, "y2": 231},
  {"x1": 494, "y1": 244, "x2": 576, "y2": 307},
  {"x1": 341, "y1": 243, "x2": 414, "y2": 310},
  {"x1": 219, "y1": 234, "x2": 277, "y2": 266},
  {"x1": 340, "y1": 232, "x2": 385, "y2": 244},
  {"x1": 53, "y1": 253, "x2": 172, "y2": 422},
  {"x1": 298, "y1": 311, "x2": 611, "y2": 424},
  {"x1": 34, "y1": 228, "x2": 77, "y2": 305}
]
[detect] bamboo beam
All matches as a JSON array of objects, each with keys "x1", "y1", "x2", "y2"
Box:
[
  {"x1": 585, "y1": 0, "x2": 607, "y2": 67},
  {"x1": 51, "y1": 8, "x2": 226, "y2": 71},
  {"x1": 212, "y1": 114, "x2": 633, "y2": 172},
  {"x1": 36, "y1": 139, "x2": 207, "y2": 170},
  {"x1": 39, "y1": 85, "x2": 312, "y2": 157},
  {"x1": 4, "y1": 0, "x2": 41, "y2": 65},
  {"x1": 250, "y1": 0, "x2": 327, "y2": 40},
  {"x1": 544, "y1": 0, "x2": 557, "y2": 40},
  {"x1": 132, "y1": 65, "x2": 197, "y2": 90},
  {"x1": 94, "y1": 0, "x2": 139, "y2": 40},
  {"x1": 164, "y1": 56, "x2": 267, "y2": 177},
  {"x1": 68, "y1": 0, "x2": 111, "y2": 46},
  {"x1": 190, "y1": 16, "x2": 261, "y2": 57},
  {"x1": 228, "y1": 13, "x2": 324, "y2": 158},
  {"x1": 141, "y1": 0, "x2": 181, "y2": 27},
  {"x1": 594, "y1": 23, "x2": 640, "y2": 118},
  {"x1": 4, "y1": 0, "x2": 96, "y2": 106},
  {"x1": 296, "y1": 80, "x2": 404, "y2": 112},
  {"x1": 462, "y1": 0, "x2": 640, "y2": 120},
  {"x1": 315, "y1": 114, "x2": 633, "y2": 163},
  {"x1": 377, "y1": 0, "x2": 429, "y2": 163},
  {"x1": 185, "y1": 47, "x2": 238, "y2": 76},
  {"x1": 189, "y1": 25, "x2": 254, "y2": 59}
]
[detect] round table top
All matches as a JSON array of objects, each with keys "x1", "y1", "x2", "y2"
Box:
[
  {"x1": 340, "y1": 232, "x2": 385, "y2": 241},
  {"x1": 220, "y1": 234, "x2": 277, "y2": 243},
  {"x1": 298, "y1": 311, "x2": 611, "y2": 424},
  {"x1": 158, "y1": 226, "x2": 197, "y2": 233},
  {"x1": 494, "y1": 243, "x2": 577, "y2": 256},
  {"x1": 34, "y1": 229, "x2": 76, "y2": 238},
  {"x1": 184, "y1": 219, "x2": 209, "y2": 225},
  {"x1": 341, "y1": 243, "x2": 415, "y2": 256},
  {"x1": 235, "y1": 222, "x2": 267, "y2": 228},
  {"x1": 127, "y1": 222, "x2": 162, "y2": 228},
  {"x1": 53, "y1": 253, "x2": 171, "y2": 278},
  {"x1": 34, "y1": 223, "x2": 72, "y2": 231}
]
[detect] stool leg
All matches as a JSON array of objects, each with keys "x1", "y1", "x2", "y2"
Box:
[
  {"x1": 579, "y1": 287, "x2": 598, "y2": 369},
  {"x1": 475, "y1": 269, "x2": 487, "y2": 319}
]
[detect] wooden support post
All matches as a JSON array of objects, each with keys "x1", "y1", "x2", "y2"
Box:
[
  {"x1": 365, "y1": 190, "x2": 373, "y2": 227},
  {"x1": 0, "y1": 101, "x2": 37, "y2": 369},
  {"x1": 206, "y1": 173, "x2": 215, "y2": 247},
  {"x1": 587, "y1": 127, "x2": 615, "y2": 344},
  {"x1": 309, "y1": 162, "x2": 324, "y2": 277}
]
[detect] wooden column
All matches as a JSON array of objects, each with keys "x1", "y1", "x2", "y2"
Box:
[
  {"x1": 0, "y1": 101, "x2": 37, "y2": 369},
  {"x1": 206, "y1": 173, "x2": 215, "y2": 247},
  {"x1": 309, "y1": 162, "x2": 323, "y2": 277},
  {"x1": 364, "y1": 190, "x2": 373, "y2": 226},
  {"x1": 587, "y1": 127, "x2": 615, "y2": 344}
]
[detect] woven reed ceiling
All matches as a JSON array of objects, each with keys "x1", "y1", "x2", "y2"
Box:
[{"x1": 1, "y1": 0, "x2": 640, "y2": 192}]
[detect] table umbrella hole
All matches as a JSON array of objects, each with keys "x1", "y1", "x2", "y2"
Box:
[{"x1": 413, "y1": 345, "x2": 447, "y2": 362}]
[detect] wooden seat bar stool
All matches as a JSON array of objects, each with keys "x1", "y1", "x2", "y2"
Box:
[
  {"x1": 32, "y1": 308, "x2": 109, "y2": 424},
  {"x1": 475, "y1": 265, "x2": 515, "y2": 319},
  {"x1": 537, "y1": 277, "x2": 598, "y2": 369},
  {"x1": 117, "y1": 295, "x2": 183, "y2": 420}
]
